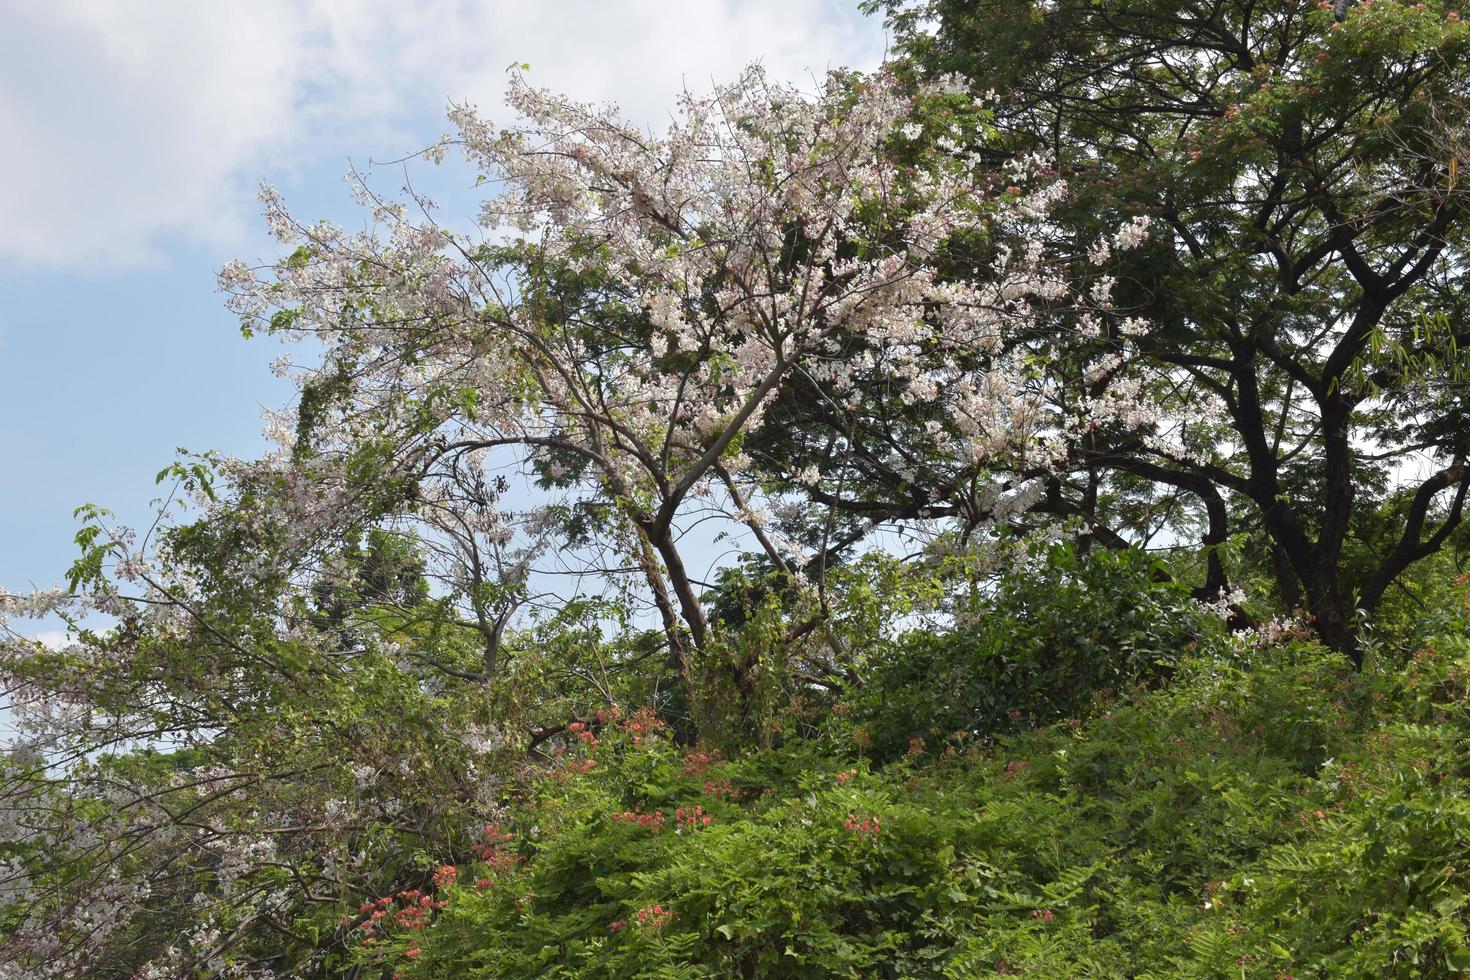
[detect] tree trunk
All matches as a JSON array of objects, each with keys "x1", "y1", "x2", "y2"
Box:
[
  {"x1": 651, "y1": 526, "x2": 710, "y2": 653},
  {"x1": 1301, "y1": 564, "x2": 1361, "y2": 668},
  {"x1": 1271, "y1": 541, "x2": 1303, "y2": 613},
  {"x1": 633, "y1": 528, "x2": 695, "y2": 691}
]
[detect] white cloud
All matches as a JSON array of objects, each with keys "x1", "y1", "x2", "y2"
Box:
[
  {"x1": 0, "y1": 2, "x2": 303, "y2": 269},
  {"x1": 33, "y1": 630, "x2": 70, "y2": 651},
  {"x1": 0, "y1": 0, "x2": 886, "y2": 271}
]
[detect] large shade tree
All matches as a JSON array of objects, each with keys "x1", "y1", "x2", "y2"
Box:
[{"x1": 856, "y1": 0, "x2": 1470, "y2": 659}]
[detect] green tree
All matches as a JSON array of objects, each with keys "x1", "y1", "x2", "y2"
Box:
[{"x1": 852, "y1": 0, "x2": 1470, "y2": 661}]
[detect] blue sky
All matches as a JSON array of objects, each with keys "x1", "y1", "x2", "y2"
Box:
[{"x1": 0, "y1": 1, "x2": 887, "y2": 615}]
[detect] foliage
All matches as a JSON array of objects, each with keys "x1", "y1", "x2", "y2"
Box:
[
  {"x1": 857, "y1": 0, "x2": 1470, "y2": 657},
  {"x1": 4, "y1": 5, "x2": 1470, "y2": 975},
  {"x1": 848, "y1": 542, "x2": 1222, "y2": 761},
  {"x1": 351, "y1": 627, "x2": 1470, "y2": 978},
  {"x1": 0, "y1": 60, "x2": 1164, "y2": 973}
]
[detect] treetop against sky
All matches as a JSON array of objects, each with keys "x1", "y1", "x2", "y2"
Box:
[{"x1": 0, "y1": 1, "x2": 887, "y2": 631}]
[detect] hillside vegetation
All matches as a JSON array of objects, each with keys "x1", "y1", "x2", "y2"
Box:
[{"x1": 356, "y1": 566, "x2": 1470, "y2": 978}]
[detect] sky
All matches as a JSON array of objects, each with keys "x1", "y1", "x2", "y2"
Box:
[{"x1": 0, "y1": 0, "x2": 890, "y2": 624}]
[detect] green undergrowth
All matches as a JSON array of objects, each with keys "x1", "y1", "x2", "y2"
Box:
[{"x1": 357, "y1": 633, "x2": 1470, "y2": 978}]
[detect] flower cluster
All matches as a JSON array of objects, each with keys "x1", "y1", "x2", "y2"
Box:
[
  {"x1": 609, "y1": 809, "x2": 667, "y2": 832},
  {"x1": 623, "y1": 708, "x2": 665, "y2": 744},
  {"x1": 674, "y1": 806, "x2": 713, "y2": 830},
  {"x1": 472, "y1": 824, "x2": 520, "y2": 876},
  {"x1": 552, "y1": 758, "x2": 597, "y2": 781},
  {"x1": 680, "y1": 747, "x2": 720, "y2": 778},
  {"x1": 356, "y1": 888, "x2": 448, "y2": 947},
  {"x1": 703, "y1": 778, "x2": 735, "y2": 800},
  {"x1": 566, "y1": 721, "x2": 599, "y2": 750},
  {"x1": 634, "y1": 903, "x2": 673, "y2": 930}
]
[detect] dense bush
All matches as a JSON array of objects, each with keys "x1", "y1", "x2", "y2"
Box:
[
  {"x1": 343, "y1": 625, "x2": 1470, "y2": 977},
  {"x1": 848, "y1": 544, "x2": 1220, "y2": 760}
]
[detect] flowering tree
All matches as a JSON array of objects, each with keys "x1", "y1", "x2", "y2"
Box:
[
  {"x1": 0, "y1": 65, "x2": 1159, "y2": 976},
  {"x1": 220, "y1": 65, "x2": 1164, "y2": 681}
]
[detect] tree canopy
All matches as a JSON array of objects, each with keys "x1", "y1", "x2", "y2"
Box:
[{"x1": 861, "y1": 0, "x2": 1470, "y2": 658}]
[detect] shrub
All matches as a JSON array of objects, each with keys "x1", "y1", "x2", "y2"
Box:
[
  {"x1": 847, "y1": 543, "x2": 1221, "y2": 761},
  {"x1": 361, "y1": 631, "x2": 1470, "y2": 977}
]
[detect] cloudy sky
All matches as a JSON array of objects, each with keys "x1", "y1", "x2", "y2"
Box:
[{"x1": 0, "y1": 1, "x2": 888, "y2": 609}]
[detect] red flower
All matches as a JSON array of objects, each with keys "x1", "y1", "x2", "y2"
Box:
[
  {"x1": 681, "y1": 746, "x2": 721, "y2": 776},
  {"x1": 635, "y1": 903, "x2": 673, "y2": 929},
  {"x1": 610, "y1": 808, "x2": 667, "y2": 831},
  {"x1": 675, "y1": 805, "x2": 713, "y2": 830}
]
